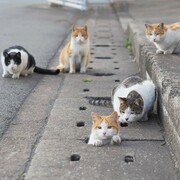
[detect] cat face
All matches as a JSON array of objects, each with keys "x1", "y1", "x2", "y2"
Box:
[
  {"x1": 119, "y1": 91, "x2": 144, "y2": 123},
  {"x1": 72, "y1": 25, "x2": 88, "y2": 44},
  {"x1": 145, "y1": 23, "x2": 167, "y2": 43},
  {"x1": 91, "y1": 112, "x2": 119, "y2": 140},
  {"x1": 3, "y1": 52, "x2": 21, "y2": 73}
]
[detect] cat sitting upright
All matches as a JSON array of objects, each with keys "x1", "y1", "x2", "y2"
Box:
[
  {"x1": 88, "y1": 111, "x2": 121, "y2": 146},
  {"x1": 1, "y1": 45, "x2": 59, "y2": 79},
  {"x1": 56, "y1": 25, "x2": 90, "y2": 73},
  {"x1": 145, "y1": 22, "x2": 180, "y2": 54},
  {"x1": 112, "y1": 76, "x2": 156, "y2": 126}
]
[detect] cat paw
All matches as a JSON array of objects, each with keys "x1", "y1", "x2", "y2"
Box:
[
  {"x1": 69, "y1": 70, "x2": 75, "y2": 74},
  {"x1": 80, "y1": 68, "x2": 86, "y2": 73},
  {"x1": 12, "y1": 74, "x2": 20, "y2": 79},
  {"x1": 112, "y1": 135, "x2": 121, "y2": 145},
  {"x1": 93, "y1": 140, "x2": 103, "y2": 147},
  {"x1": 163, "y1": 50, "x2": 173, "y2": 55},
  {"x1": 156, "y1": 49, "x2": 163, "y2": 54},
  {"x1": 2, "y1": 73, "x2": 10, "y2": 78}
]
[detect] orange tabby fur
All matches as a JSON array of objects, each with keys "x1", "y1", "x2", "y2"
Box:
[
  {"x1": 56, "y1": 25, "x2": 90, "y2": 73},
  {"x1": 88, "y1": 111, "x2": 121, "y2": 146},
  {"x1": 145, "y1": 22, "x2": 180, "y2": 54},
  {"x1": 145, "y1": 22, "x2": 180, "y2": 36},
  {"x1": 92, "y1": 112, "x2": 119, "y2": 131}
]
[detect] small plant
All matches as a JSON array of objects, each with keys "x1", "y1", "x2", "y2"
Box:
[
  {"x1": 124, "y1": 37, "x2": 133, "y2": 54},
  {"x1": 83, "y1": 77, "x2": 92, "y2": 82}
]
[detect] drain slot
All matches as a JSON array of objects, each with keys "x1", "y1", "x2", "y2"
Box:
[
  {"x1": 89, "y1": 73, "x2": 115, "y2": 76},
  {"x1": 70, "y1": 154, "x2": 81, "y2": 161},
  {"x1": 79, "y1": 106, "x2": 87, "y2": 110},
  {"x1": 85, "y1": 96, "x2": 112, "y2": 107},
  {"x1": 124, "y1": 156, "x2": 134, "y2": 163},
  {"x1": 95, "y1": 57, "x2": 112, "y2": 59},
  {"x1": 83, "y1": 89, "x2": 90, "y2": 92},
  {"x1": 93, "y1": 44, "x2": 110, "y2": 47},
  {"x1": 76, "y1": 121, "x2": 85, "y2": 127}
]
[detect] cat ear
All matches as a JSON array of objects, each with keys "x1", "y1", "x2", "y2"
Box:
[
  {"x1": 3, "y1": 52, "x2": 9, "y2": 59},
  {"x1": 91, "y1": 112, "x2": 99, "y2": 124},
  {"x1": 145, "y1": 23, "x2": 152, "y2": 29},
  {"x1": 110, "y1": 111, "x2": 118, "y2": 122},
  {"x1": 16, "y1": 52, "x2": 21, "y2": 59},
  {"x1": 84, "y1": 25, "x2": 87, "y2": 31},
  {"x1": 158, "y1": 22, "x2": 164, "y2": 29},
  {"x1": 119, "y1": 97, "x2": 126, "y2": 104},
  {"x1": 72, "y1": 25, "x2": 76, "y2": 31}
]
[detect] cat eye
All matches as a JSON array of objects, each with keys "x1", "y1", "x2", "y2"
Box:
[
  {"x1": 98, "y1": 126, "x2": 102, "y2": 129},
  {"x1": 131, "y1": 112, "x2": 135, "y2": 114},
  {"x1": 121, "y1": 111, "x2": 125, "y2": 114},
  {"x1": 108, "y1": 126, "x2": 112, "y2": 129},
  {"x1": 149, "y1": 33, "x2": 152, "y2": 36}
]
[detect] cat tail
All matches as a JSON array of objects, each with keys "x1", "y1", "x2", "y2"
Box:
[
  {"x1": 85, "y1": 97, "x2": 112, "y2": 107},
  {"x1": 34, "y1": 66, "x2": 60, "y2": 75}
]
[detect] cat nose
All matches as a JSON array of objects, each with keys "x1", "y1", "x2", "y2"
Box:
[
  {"x1": 153, "y1": 38, "x2": 156, "y2": 42},
  {"x1": 103, "y1": 132, "x2": 106, "y2": 136}
]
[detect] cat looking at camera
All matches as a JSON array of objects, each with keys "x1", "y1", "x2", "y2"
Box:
[{"x1": 1, "y1": 45, "x2": 59, "y2": 79}]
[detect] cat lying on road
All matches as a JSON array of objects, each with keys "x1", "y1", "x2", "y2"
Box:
[{"x1": 88, "y1": 111, "x2": 121, "y2": 146}]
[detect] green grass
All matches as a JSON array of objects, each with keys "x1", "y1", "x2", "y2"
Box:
[
  {"x1": 124, "y1": 37, "x2": 133, "y2": 54},
  {"x1": 83, "y1": 77, "x2": 93, "y2": 82}
]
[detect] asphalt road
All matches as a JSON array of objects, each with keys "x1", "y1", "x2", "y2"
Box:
[{"x1": 0, "y1": 0, "x2": 83, "y2": 138}]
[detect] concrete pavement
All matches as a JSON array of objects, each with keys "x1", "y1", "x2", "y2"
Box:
[
  {"x1": 114, "y1": 0, "x2": 180, "y2": 171},
  {"x1": 0, "y1": 1, "x2": 178, "y2": 180}
]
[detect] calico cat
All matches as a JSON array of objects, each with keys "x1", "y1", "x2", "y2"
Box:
[
  {"x1": 88, "y1": 111, "x2": 121, "y2": 146},
  {"x1": 145, "y1": 22, "x2": 180, "y2": 54},
  {"x1": 112, "y1": 76, "x2": 156, "y2": 126},
  {"x1": 1, "y1": 45, "x2": 59, "y2": 78},
  {"x1": 56, "y1": 25, "x2": 90, "y2": 73}
]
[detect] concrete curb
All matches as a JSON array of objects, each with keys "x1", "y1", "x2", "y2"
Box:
[{"x1": 127, "y1": 21, "x2": 180, "y2": 168}]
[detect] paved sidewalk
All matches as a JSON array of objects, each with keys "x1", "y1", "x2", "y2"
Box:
[
  {"x1": 114, "y1": 0, "x2": 180, "y2": 173},
  {"x1": 24, "y1": 4, "x2": 177, "y2": 180}
]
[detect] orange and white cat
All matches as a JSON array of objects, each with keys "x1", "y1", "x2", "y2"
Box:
[
  {"x1": 88, "y1": 111, "x2": 121, "y2": 146},
  {"x1": 145, "y1": 22, "x2": 180, "y2": 54},
  {"x1": 56, "y1": 25, "x2": 90, "y2": 73}
]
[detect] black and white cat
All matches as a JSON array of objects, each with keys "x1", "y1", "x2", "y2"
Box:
[{"x1": 1, "y1": 45, "x2": 59, "y2": 78}]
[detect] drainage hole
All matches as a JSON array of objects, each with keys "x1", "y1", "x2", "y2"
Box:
[
  {"x1": 124, "y1": 155, "x2": 134, "y2": 163},
  {"x1": 114, "y1": 67, "x2": 120, "y2": 70},
  {"x1": 70, "y1": 154, "x2": 81, "y2": 161},
  {"x1": 79, "y1": 106, "x2": 87, "y2": 110},
  {"x1": 115, "y1": 80, "x2": 120, "y2": 82},
  {"x1": 76, "y1": 121, "x2": 85, "y2": 127},
  {"x1": 88, "y1": 67, "x2": 93, "y2": 69},
  {"x1": 83, "y1": 88, "x2": 90, "y2": 92},
  {"x1": 113, "y1": 61, "x2": 118, "y2": 63},
  {"x1": 90, "y1": 53, "x2": 94, "y2": 55}
]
